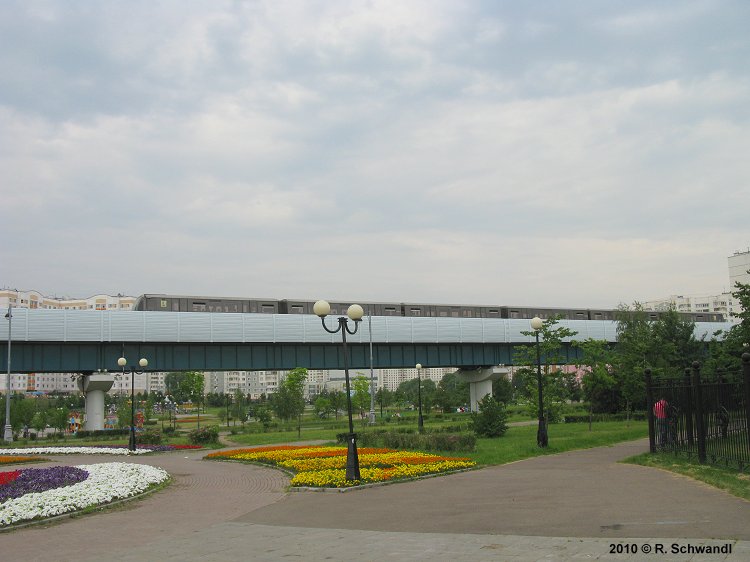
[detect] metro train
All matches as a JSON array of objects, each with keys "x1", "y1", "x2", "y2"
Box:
[{"x1": 133, "y1": 294, "x2": 725, "y2": 323}]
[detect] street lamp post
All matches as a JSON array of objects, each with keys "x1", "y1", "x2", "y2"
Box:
[
  {"x1": 117, "y1": 356, "x2": 148, "y2": 452},
  {"x1": 314, "y1": 300, "x2": 363, "y2": 481},
  {"x1": 415, "y1": 363, "x2": 424, "y2": 433},
  {"x1": 531, "y1": 317, "x2": 548, "y2": 448},
  {"x1": 4, "y1": 305, "x2": 12, "y2": 442},
  {"x1": 368, "y1": 308, "x2": 376, "y2": 425}
]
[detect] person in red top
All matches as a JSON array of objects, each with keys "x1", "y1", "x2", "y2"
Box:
[{"x1": 654, "y1": 398, "x2": 668, "y2": 449}]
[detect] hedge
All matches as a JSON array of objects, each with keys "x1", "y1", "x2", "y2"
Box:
[{"x1": 564, "y1": 412, "x2": 647, "y2": 423}]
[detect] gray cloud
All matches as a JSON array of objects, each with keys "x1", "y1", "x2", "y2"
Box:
[{"x1": 1, "y1": 0, "x2": 749, "y2": 307}]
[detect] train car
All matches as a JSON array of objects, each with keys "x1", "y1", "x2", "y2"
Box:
[
  {"x1": 134, "y1": 294, "x2": 724, "y2": 322},
  {"x1": 134, "y1": 294, "x2": 279, "y2": 314}
]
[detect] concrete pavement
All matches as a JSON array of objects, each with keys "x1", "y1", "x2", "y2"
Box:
[{"x1": 1, "y1": 439, "x2": 749, "y2": 561}]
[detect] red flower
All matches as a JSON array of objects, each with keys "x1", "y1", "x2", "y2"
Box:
[{"x1": 0, "y1": 470, "x2": 22, "y2": 486}]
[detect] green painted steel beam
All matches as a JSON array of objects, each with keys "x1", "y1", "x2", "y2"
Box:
[{"x1": 0, "y1": 341, "x2": 584, "y2": 373}]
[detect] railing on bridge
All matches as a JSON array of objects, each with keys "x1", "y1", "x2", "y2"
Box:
[{"x1": 645, "y1": 354, "x2": 750, "y2": 471}]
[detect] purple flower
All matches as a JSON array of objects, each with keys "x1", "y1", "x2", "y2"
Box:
[{"x1": 0, "y1": 466, "x2": 89, "y2": 503}]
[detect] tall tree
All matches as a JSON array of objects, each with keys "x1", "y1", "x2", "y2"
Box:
[
  {"x1": 352, "y1": 376, "x2": 371, "y2": 418},
  {"x1": 574, "y1": 338, "x2": 616, "y2": 428},
  {"x1": 513, "y1": 315, "x2": 578, "y2": 422},
  {"x1": 397, "y1": 377, "x2": 437, "y2": 413},
  {"x1": 328, "y1": 390, "x2": 346, "y2": 420},
  {"x1": 613, "y1": 303, "x2": 653, "y2": 416},
  {"x1": 271, "y1": 367, "x2": 307, "y2": 437},
  {"x1": 434, "y1": 372, "x2": 469, "y2": 413}
]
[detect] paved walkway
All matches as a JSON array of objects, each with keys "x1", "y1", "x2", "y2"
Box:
[{"x1": 1, "y1": 439, "x2": 749, "y2": 561}]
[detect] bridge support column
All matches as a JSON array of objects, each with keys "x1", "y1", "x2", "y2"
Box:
[
  {"x1": 77, "y1": 372, "x2": 114, "y2": 431},
  {"x1": 455, "y1": 367, "x2": 509, "y2": 412}
]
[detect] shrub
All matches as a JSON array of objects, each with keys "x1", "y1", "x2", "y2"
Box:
[
  {"x1": 188, "y1": 425, "x2": 220, "y2": 445},
  {"x1": 564, "y1": 412, "x2": 647, "y2": 423},
  {"x1": 163, "y1": 426, "x2": 176, "y2": 435},
  {"x1": 469, "y1": 396, "x2": 508, "y2": 438},
  {"x1": 75, "y1": 429, "x2": 129, "y2": 439},
  {"x1": 353, "y1": 430, "x2": 476, "y2": 452},
  {"x1": 137, "y1": 428, "x2": 162, "y2": 445}
]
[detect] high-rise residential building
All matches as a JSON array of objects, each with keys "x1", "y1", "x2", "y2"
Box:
[
  {"x1": 641, "y1": 292, "x2": 737, "y2": 320},
  {"x1": 378, "y1": 367, "x2": 454, "y2": 392},
  {"x1": 641, "y1": 248, "x2": 749, "y2": 323},
  {"x1": 729, "y1": 248, "x2": 750, "y2": 288}
]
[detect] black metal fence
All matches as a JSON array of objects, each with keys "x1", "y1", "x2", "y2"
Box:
[{"x1": 645, "y1": 353, "x2": 750, "y2": 470}]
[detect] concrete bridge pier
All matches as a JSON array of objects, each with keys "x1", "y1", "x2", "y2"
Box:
[
  {"x1": 455, "y1": 366, "x2": 510, "y2": 412},
  {"x1": 77, "y1": 372, "x2": 114, "y2": 431}
]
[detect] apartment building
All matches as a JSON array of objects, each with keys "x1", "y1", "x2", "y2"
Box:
[
  {"x1": 642, "y1": 248, "x2": 749, "y2": 322},
  {"x1": 1, "y1": 289, "x2": 136, "y2": 394}
]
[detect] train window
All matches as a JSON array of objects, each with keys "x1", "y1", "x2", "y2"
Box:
[
  {"x1": 593, "y1": 313, "x2": 603, "y2": 319},
  {"x1": 575, "y1": 312, "x2": 585, "y2": 318},
  {"x1": 488, "y1": 309, "x2": 499, "y2": 316},
  {"x1": 451, "y1": 311, "x2": 460, "y2": 317},
  {"x1": 192, "y1": 302, "x2": 206, "y2": 312},
  {"x1": 260, "y1": 304, "x2": 275, "y2": 313},
  {"x1": 290, "y1": 306, "x2": 304, "y2": 314},
  {"x1": 172, "y1": 302, "x2": 179, "y2": 312},
  {"x1": 439, "y1": 311, "x2": 448, "y2": 317},
  {"x1": 384, "y1": 307, "x2": 397, "y2": 315},
  {"x1": 509, "y1": 310, "x2": 520, "y2": 319},
  {"x1": 410, "y1": 308, "x2": 422, "y2": 316},
  {"x1": 463, "y1": 310, "x2": 473, "y2": 317}
]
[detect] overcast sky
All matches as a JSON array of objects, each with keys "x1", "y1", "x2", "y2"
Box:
[{"x1": 1, "y1": 1, "x2": 748, "y2": 308}]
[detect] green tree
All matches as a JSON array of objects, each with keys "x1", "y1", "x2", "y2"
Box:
[
  {"x1": 328, "y1": 390, "x2": 346, "y2": 420},
  {"x1": 314, "y1": 396, "x2": 333, "y2": 419},
  {"x1": 513, "y1": 316, "x2": 578, "y2": 422},
  {"x1": 469, "y1": 395, "x2": 508, "y2": 438},
  {"x1": 574, "y1": 338, "x2": 616, "y2": 429},
  {"x1": 492, "y1": 374, "x2": 514, "y2": 405},
  {"x1": 117, "y1": 400, "x2": 133, "y2": 429},
  {"x1": 613, "y1": 304, "x2": 700, "y2": 419},
  {"x1": 352, "y1": 376, "x2": 371, "y2": 418},
  {"x1": 433, "y1": 372, "x2": 469, "y2": 413},
  {"x1": 613, "y1": 303, "x2": 653, "y2": 417},
  {"x1": 375, "y1": 388, "x2": 394, "y2": 418},
  {"x1": 49, "y1": 406, "x2": 69, "y2": 436},
  {"x1": 397, "y1": 377, "x2": 437, "y2": 413},
  {"x1": 31, "y1": 410, "x2": 47, "y2": 436},
  {"x1": 270, "y1": 367, "x2": 307, "y2": 437},
  {"x1": 254, "y1": 405, "x2": 272, "y2": 431}
]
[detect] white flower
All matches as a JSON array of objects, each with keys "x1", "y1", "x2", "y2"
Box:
[
  {"x1": 0, "y1": 447, "x2": 151, "y2": 456},
  {"x1": 0, "y1": 463, "x2": 169, "y2": 527}
]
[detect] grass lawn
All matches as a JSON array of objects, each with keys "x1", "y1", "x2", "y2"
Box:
[
  {"x1": 226, "y1": 420, "x2": 650, "y2": 467},
  {"x1": 464, "y1": 421, "x2": 648, "y2": 465},
  {"x1": 623, "y1": 452, "x2": 750, "y2": 501}
]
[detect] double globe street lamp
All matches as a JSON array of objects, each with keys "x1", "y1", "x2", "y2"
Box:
[
  {"x1": 117, "y1": 356, "x2": 148, "y2": 452},
  {"x1": 314, "y1": 300, "x2": 363, "y2": 481},
  {"x1": 530, "y1": 316, "x2": 548, "y2": 448}
]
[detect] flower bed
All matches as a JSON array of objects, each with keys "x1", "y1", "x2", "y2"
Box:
[
  {"x1": 0, "y1": 445, "x2": 202, "y2": 456},
  {"x1": 0, "y1": 456, "x2": 44, "y2": 465},
  {"x1": 206, "y1": 445, "x2": 476, "y2": 488},
  {"x1": 0, "y1": 462, "x2": 170, "y2": 527}
]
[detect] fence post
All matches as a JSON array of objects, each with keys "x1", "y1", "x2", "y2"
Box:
[
  {"x1": 743, "y1": 353, "x2": 750, "y2": 455},
  {"x1": 684, "y1": 368, "x2": 694, "y2": 447},
  {"x1": 692, "y1": 361, "x2": 706, "y2": 464},
  {"x1": 645, "y1": 368, "x2": 655, "y2": 453}
]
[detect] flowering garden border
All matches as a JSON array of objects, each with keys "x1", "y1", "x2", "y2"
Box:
[
  {"x1": 205, "y1": 446, "x2": 477, "y2": 489},
  {"x1": 0, "y1": 462, "x2": 170, "y2": 529},
  {"x1": 0, "y1": 445, "x2": 202, "y2": 456}
]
